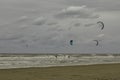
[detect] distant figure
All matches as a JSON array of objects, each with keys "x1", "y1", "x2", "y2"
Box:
[
  {"x1": 70, "y1": 40, "x2": 73, "y2": 46},
  {"x1": 68, "y1": 55, "x2": 71, "y2": 58},
  {"x1": 54, "y1": 54, "x2": 58, "y2": 59}
]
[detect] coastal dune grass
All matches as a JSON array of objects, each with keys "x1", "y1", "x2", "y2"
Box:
[{"x1": 0, "y1": 63, "x2": 120, "y2": 80}]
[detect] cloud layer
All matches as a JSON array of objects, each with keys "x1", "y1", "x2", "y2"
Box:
[
  {"x1": 0, "y1": 0, "x2": 120, "y2": 53},
  {"x1": 54, "y1": 5, "x2": 99, "y2": 19}
]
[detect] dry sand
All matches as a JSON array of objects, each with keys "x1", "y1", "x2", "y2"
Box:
[{"x1": 0, "y1": 63, "x2": 120, "y2": 80}]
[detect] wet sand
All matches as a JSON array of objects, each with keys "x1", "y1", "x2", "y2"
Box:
[{"x1": 0, "y1": 63, "x2": 120, "y2": 80}]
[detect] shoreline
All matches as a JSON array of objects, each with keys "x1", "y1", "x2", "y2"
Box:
[{"x1": 0, "y1": 62, "x2": 120, "y2": 69}]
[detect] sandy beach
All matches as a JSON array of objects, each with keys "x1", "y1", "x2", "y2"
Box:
[
  {"x1": 0, "y1": 54, "x2": 120, "y2": 80},
  {"x1": 0, "y1": 63, "x2": 120, "y2": 80}
]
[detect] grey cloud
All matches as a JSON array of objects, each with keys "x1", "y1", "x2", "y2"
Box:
[
  {"x1": 47, "y1": 26, "x2": 64, "y2": 32},
  {"x1": 32, "y1": 17, "x2": 47, "y2": 26},
  {"x1": 73, "y1": 23, "x2": 81, "y2": 27},
  {"x1": 0, "y1": 34, "x2": 23, "y2": 41},
  {"x1": 64, "y1": 0, "x2": 120, "y2": 11},
  {"x1": 40, "y1": 33, "x2": 61, "y2": 46},
  {"x1": 0, "y1": 0, "x2": 120, "y2": 53},
  {"x1": 16, "y1": 16, "x2": 28, "y2": 22},
  {"x1": 97, "y1": 34, "x2": 104, "y2": 38},
  {"x1": 67, "y1": 21, "x2": 82, "y2": 30},
  {"x1": 47, "y1": 22, "x2": 58, "y2": 26},
  {"x1": 84, "y1": 23, "x2": 95, "y2": 27},
  {"x1": 54, "y1": 5, "x2": 99, "y2": 19}
]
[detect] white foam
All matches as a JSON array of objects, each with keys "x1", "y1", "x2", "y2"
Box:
[{"x1": 0, "y1": 54, "x2": 120, "y2": 69}]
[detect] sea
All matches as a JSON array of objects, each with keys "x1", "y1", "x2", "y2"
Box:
[{"x1": 0, "y1": 53, "x2": 120, "y2": 69}]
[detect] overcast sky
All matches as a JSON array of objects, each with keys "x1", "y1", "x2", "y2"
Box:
[{"x1": 0, "y1": 0, "x2": 120, "y2": 53}]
